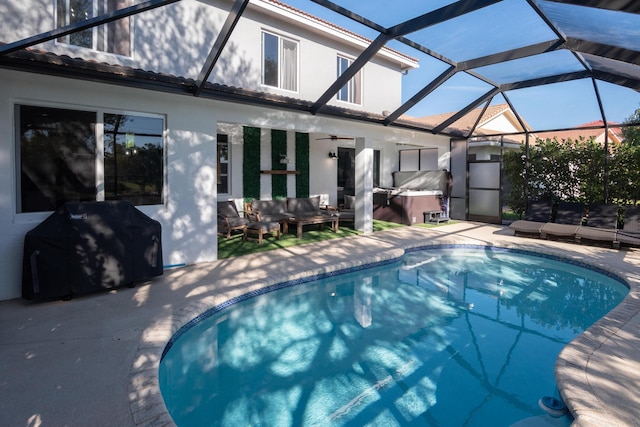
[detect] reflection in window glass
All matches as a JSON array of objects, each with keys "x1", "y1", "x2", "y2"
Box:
[
  {"x1": 57, "y1": 0, "x2": 93, "y2": 48},
  {"x1": 56, "y1": 0, "x2": 132, "y2": 56},
  {"x1": 104, "y1": 114, "x2": 164, "y2": 205},
  {"x1": 262, "y1": 32, "x2": 279, "y2": 87},
  {"x1": 17, "y1": 105, "x2": 97, "y2": 213}
]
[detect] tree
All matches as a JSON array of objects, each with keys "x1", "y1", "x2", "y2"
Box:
[
  {"x1": 504, "y1": 107, "x2": 640, "y2": 213},
  {"x1": 622, "y1": 107, "x2": 640, "y2": 146}
]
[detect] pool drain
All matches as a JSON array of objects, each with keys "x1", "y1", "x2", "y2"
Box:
[{"x1": 538, "y1": 396, "x2": 568, "y2": 418}]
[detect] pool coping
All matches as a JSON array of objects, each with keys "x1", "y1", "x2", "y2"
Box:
[{"x1": 127, "y1": 226, "x2": 640, "y2": 427}]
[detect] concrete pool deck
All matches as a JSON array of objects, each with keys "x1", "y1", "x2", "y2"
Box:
[{"x1": 1, "y1": 222, "x2": 639, "y2": 427}]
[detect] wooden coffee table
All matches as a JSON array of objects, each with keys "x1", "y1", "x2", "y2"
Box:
[{"x1": 286, "y1": 214, "x2": 339, "y2": 238}]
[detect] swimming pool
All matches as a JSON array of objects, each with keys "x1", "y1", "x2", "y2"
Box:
[{"x1": 159, "y1": 246, "x2": 628, "y2": 426}]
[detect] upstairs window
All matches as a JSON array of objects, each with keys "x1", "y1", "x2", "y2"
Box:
[
  {"x1": 262, "y1": 31, "x2": 298, "y2": 92},
  {"x1": 337, "y1": 55, "x2": 362, "y2": 105},
  {"x1": 56, "y1": 0, "x2": 131, "y2": 56}
]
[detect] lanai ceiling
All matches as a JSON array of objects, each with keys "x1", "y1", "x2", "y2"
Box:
[{"x1": 2, "y1": 0, "x2": 639, "y2": 138}]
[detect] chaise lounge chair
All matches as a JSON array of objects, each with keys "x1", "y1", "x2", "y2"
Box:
[
  {"x1": 509, "y1": 199, "x2": 554, "y2": 238},
  {"x1": 217, "y1": 200, "x2": 251, "y2": 239},
  {"x1": 575, "y1": 203, "x2": 620, "y2": 248},
  {"x1": 616, "y1": 205, "x2": 640, "y2": 247},
  {"x1": 540, "y1": 201, "x2": 585, "y2": 240}
]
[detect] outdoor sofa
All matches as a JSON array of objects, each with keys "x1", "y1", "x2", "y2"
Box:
[
  {"x1": 248, "y1": 196, "x2": 339, "y2": 237},
  {"x1": 249, "y1": 196, "x2": 333, "y2": 223}
]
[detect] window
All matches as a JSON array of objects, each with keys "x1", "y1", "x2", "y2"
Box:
[
  {"x1": 337, "y1": 55, "x2": 362, "y2": 105},
  {"x1": 56, "y1": 0, "x2": 131, "y2": 56},
  {"x1": 399, "y1": 148, "x2": 438, "y2": 171},
  {"x1": 16, "y1": 105, "x2": 163, "y2": 213},
  {"x1": 262, "y1": 31, "x2": 298, "y2": 91},
  {"x1": 373, "y1": 150, "x2": 380, "y2": 187},
  {"x1": 103, "y1": 114, "x2": 164, "y2": 204},
  {"x1": 217, "y1": 134, "x2": 229, "y2": 194}
]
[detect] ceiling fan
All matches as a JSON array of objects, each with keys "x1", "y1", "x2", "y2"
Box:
[{"x1": 315, "y1": 135, "x2": 355, "y2": 141}]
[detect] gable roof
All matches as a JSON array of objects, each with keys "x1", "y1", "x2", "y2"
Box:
[{"x1": 407, "y1": 103, "x2": 530, "y2": 137}]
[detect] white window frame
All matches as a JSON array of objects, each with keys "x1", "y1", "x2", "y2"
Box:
[
  {"x1": 54, "y1": 0, "x2": 133, "y2": 57},
  {"x1": 216, "y1": 133, "x2": 231, "y2": 195},
  {"x1": 336, "y1": 54, "x2": 362, "y2": 105},
  {"x1": 261, "y1": 30, "x2": 299, "y2": 92},
  {"x1": 55, "y1": 0, "x2": 96, "y2": 49},
  {"x1": 14, "y1": 100, "x2": 166, "y2": 215}
]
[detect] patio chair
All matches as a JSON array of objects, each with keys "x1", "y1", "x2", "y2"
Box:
[
  {"x1": 217, "y1": 201, "x2": 250, "y2": 239},
  {"x1": 509, "y1": 199, "x2": 554, "y2": 238},
  {"x1": 575, "y1": 203, "x2": 620, "y2": 248},
  {"x1": 616, "y1": 205, "x2": 640, "y2": 247},
  {"x1": 540, "y1": 201, "x2": 586, "y2": 240},
  {"x1": 337, "y1": 195, "x2": 355, "y2": 224}
]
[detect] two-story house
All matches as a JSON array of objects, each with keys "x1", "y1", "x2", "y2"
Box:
[{"x1": 0, "y1": 0, "x2": 451, "y2": 300}]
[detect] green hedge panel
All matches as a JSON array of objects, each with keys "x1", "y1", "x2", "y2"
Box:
[
  {"x1": 295, "y1": 132, "x2": 310, "y2": 198},
  {"x1": 243, "y1": 126, "x2": 261, "y2": 201}
]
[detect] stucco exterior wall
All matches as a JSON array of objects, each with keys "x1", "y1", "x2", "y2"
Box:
[
  {"x1": 0, "y1": 67, "x2": 447, "y2": 301},
  {"x1": 1, "y1": 68, "x2": 219, "y2": 300},
  {"x1": 1, "y1": 0, "x2": 409, "y2": 114}
]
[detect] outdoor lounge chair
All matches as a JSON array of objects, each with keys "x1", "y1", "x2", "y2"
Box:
[
  {"x1": 217, "y1": 201, "x2": 250, "y2": 239},
  {"x1": 575, "y1": 203, "x2": 620, "y2": 248},
  {"x1": 509, "y1": 199, "x2": 554, "y2": 238},
  {"x1": 616, "y1": 205, "x2": 640, "y2": 247},
  {"x1": 540, "y1": 201, "x2": 585, "y2": 240}
]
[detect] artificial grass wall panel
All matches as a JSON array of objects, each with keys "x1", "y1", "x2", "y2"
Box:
[
  {"x1": 243, "y1": 126, "x2": 261, "y2": 201},
  {"x1": 295, "y1": 132, "x2": 309, "y2": 198}
]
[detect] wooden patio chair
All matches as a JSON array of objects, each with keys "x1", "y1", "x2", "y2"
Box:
[{"x1": 217, "y1": 201, "x2": 250, "y2": 239}]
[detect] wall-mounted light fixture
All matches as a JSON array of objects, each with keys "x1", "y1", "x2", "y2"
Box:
[{"x1": 328, "y1": 151, "x2": 337, "y2": 159}]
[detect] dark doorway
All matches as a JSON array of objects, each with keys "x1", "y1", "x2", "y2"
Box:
[{"x1": 337, "y1": 147, "x2": 355, "y2": 206}]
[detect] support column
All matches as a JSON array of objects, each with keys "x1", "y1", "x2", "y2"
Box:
[{"x1": 355, "y1": 137, "x2": 373, "y2": 233}]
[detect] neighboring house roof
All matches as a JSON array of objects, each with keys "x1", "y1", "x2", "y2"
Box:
[
  {"x1": 407, "y1": 103, "x2": 530, "y2": 138},
  {"x1": 534, "y1": 120, "x2": 624, "y2": 144}
]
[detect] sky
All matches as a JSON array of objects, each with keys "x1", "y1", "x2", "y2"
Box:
[{"x1": 280, "y1": 0, "x2": 640, "y2": 131}]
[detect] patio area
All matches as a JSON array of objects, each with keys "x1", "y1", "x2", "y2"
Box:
[{"x1": 1, "y1": 222, "x2": 640, "y2": 427}]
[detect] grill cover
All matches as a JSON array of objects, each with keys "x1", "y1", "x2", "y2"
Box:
[{"x1": 22, "y1": 201, "x2": 163, "y2": 300}]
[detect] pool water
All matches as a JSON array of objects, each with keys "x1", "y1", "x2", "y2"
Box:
[{"x1": 159, "y1": 247, "x2": 628, "y2": 427}]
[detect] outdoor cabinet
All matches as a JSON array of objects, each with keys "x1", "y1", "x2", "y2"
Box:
[{"x1": 22, "y1": 201, "x2": 163, "y2": 300}]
